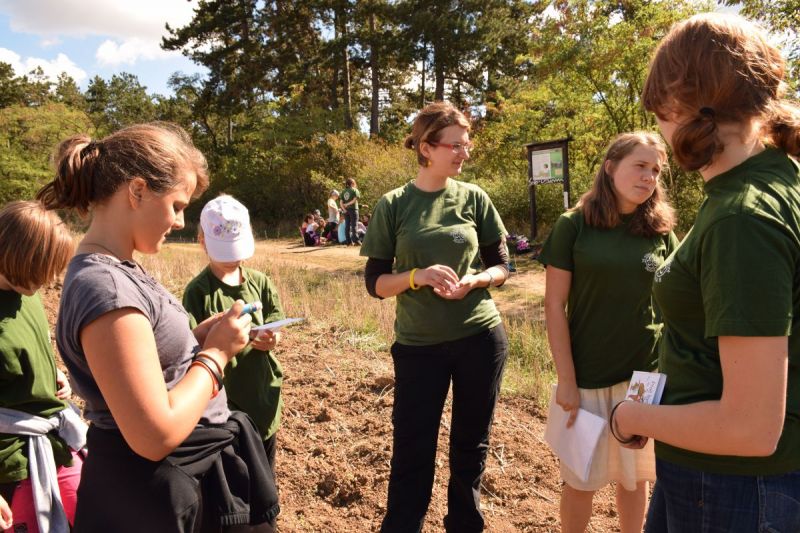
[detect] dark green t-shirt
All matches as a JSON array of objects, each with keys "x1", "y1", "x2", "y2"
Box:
[
  {"x1": 0, "y1": 290, "x2": 71, "y2": 483},
  {"x1": 183, "y1": 266, "x2": 285, "y2": 439},
  {"x1": 361, "y1": 179, "x2": 506, "y2": 345},
  {"x1": 341, "y1": 187, "x2": 360, "y2": 210},
  {"x1": 538, "y1": 209, "x2": 678, "y2": 388},
  {"x1": 653, "y1": 147, "x2": 800, "y2": 475}
]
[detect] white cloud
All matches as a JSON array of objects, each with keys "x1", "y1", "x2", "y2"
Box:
[
  {"x1": 96, "y1": 38, "x2": 173, "y2": 66},
  {"x1": 0, "y1": 0, "x2": 198, "y2": 64},
  {"x1": 0, "y1": 47, "x2": 86, "y2": 82},
  {"x1": 40, "y1": 37, "x2": 61, "y2": 48},
  {"x1": 0, "y1": 0, "x2": 197, "y2": 41}
]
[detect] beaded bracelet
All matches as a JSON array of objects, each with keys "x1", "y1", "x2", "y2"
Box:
[{"x1": 609, "y1": 400, "x2": 638, "y2": 445}]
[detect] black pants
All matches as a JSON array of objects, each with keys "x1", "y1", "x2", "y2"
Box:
[
  {"x1": 380, "y1": 325, "x2": 508, "y2": 533},
  {"x1": 345, "y1": 208, "x2": 359, "y2": 244}
]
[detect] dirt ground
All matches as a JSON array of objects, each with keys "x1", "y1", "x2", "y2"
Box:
[{"x1": 41, "y1": 240, "x2": 622, "y2": 532}]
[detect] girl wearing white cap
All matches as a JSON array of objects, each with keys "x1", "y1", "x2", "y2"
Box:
[{"x1": 183, "y1": 195, "x2": 285, "y2": 494}]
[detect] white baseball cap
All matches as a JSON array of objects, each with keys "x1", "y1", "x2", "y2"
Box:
[{"x1": 200, "y1": 195, "x2": 255, "y2": 262}]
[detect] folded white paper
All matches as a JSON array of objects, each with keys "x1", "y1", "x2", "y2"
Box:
[
  {"x1": 543, "y1": 385, "x2": 607, "y2": 483},
  {"x1": 251, "y1": 317, "x2": 305, "y2": 332}
]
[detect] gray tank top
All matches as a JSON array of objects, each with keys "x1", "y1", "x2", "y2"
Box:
[{"x1": 56, "y1": 253, "x2": 229, "y2": 429}]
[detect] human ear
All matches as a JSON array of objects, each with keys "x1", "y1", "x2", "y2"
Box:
[
  {"x1": 604, "y1": 160, "x2": 615, "y2": 178},
  {"x1": 128, "y1": 177, "x2": 147, "y2": 206},
  {"x1": 419, "y1": 141, "x2": 433, "y2": 162}
]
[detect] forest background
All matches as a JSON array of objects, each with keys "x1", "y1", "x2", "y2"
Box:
[{"x1": 1, "y1": 0, "x2": 798, "y2": 238}]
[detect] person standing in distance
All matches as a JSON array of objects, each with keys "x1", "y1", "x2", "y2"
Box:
[{"x1": 340, "y1": 179, "x2": 361, "y2": 246}]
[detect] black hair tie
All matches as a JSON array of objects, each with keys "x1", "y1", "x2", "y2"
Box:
[{"x1": 699, "y1": 107, "x2": 715, "y2": 119}]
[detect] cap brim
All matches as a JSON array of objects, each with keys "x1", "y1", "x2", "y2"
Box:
[{"x1": 204, "y1": 235, "x2": 255, "y2": 262}]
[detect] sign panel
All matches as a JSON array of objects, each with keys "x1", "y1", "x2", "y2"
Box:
[{"x1": 529, "y1": 147, "x2": 564, "y2": 185}]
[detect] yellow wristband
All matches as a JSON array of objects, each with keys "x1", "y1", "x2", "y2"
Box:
[{"x1": 409, "y1": 268, "x2": 420, "y2": 290}]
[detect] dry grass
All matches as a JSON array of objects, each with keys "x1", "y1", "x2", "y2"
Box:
[{"x1": 137, "y1": 241, "x2": 555, "y2": 405}]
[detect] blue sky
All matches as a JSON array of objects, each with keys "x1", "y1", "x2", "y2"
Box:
[{"x1": 0, "y1": 0, "x2": 206, "y2": 96}]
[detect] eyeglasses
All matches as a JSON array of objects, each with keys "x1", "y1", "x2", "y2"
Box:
[{"x1": 428, "y1": 141, "x2": 474, "y2": 154}]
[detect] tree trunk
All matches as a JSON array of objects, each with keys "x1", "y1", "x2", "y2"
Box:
[
  {"x1": 369, "y1": 11, "x2": 379, "y2": 138},
  {"x1": 330, "y1": 10, "x2": 339, "y2": 109},
  {"x1": 433, "y1": 39, "x2": 445, "y2": 101},
  {"x1": 420, "y1": 43, "x2": 426, "y2": 107},
  {"x1": 337, "y1": 4, "x2": 354, "y2": 130}
]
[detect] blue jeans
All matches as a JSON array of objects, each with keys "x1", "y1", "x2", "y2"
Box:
[
  {"x1": 380, "y1": 325, "x2": 508, "y2": 533},
  {"x1": 646, "y1": 458, "x2": 800, "y2": 533}
]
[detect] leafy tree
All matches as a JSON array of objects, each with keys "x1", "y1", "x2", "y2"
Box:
[
  {"x1": 86, "y1": 73, "x2": 156, "y2": 135},
  {"x1": 724, "y1": 0, "x2": 800, "y2": 86},
  {"x1": 0, "y1": 62, "x2": 25, "y2": 108},
  {"x1": 164, "y1": 0, "x2": 265, "y2": 120},
  {"x1": 22, "y1": 67, "x2": 52, "y2": 107},
  {"x1": 471, "y1": 0, "x2": 707, "y2": 234},
  {"x1": 0, "y1": 103, "x2": 93, "y2": 203},
  {"x1": 54, "y1": 73, "x2": 86, "y2": 109}
]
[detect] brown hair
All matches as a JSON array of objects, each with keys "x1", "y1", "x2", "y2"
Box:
[
  {"x1": 0, "y1": 200, "x2": 75, "y2": 288},
  {"x1": 642, "y1": 13, "x2": 800, "y2": 171},
  {"x1": 576, "y1": 132, "x2": 675, "y2": 238},
  {"x1": 37, "y1": 122, "x2": 209, "y2": 215},
  {"x1": 404, "y1": 101, "x2": 471, "y2": 166},
  {"x1": 345, "y1": 178, "x2": 357, "y2": 188}
]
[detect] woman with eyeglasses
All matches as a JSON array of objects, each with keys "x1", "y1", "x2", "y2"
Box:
[{"x1": 361, "y1": 101, "x2": 509, "y2": 533}]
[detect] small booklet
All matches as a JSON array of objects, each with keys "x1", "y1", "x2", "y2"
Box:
[
  {"x1": 625, "y1": 371, "x2": 667, "y2": 405},
  {"x1": 251, "y1": 317, "x2": 305, "y2": 332},
  {"x1": 543, "y1": 385, "x2": 607, "y2": 483}
]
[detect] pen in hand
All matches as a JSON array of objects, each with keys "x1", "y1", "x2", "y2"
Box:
[{"x1": 239, "y1": 301, "x2": 263, "y2": 317}]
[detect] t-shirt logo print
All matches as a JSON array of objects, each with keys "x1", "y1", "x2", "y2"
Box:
[
  {"x1": 654, "y1": 258, "x2": 672, "y2": 283},
  {"x1": 641, "y1": 253, "x2": 660, "y2": 273},
  {"x1": 450, "y1": 229, "x2": 467, "y2": 244}
]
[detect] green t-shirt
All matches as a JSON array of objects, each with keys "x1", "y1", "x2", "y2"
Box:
[
  {"x1": 538, "y1": 209, "x2": 678, "y2": 388},
  {"x1": 183, "y1": 266, "x2": 285, "y2": 439},
  {"x1": 361, "y1": 179, "x2": 506, "y2": 346},
  {"x1": 341, "y1": 187, "x2": 360, "y2": 210},
  {"x1": 652, "y1": 147, "x2": 800, "y2": 475},
  {"x1": 0, "y1": 290, "x2": 72, "y2": 483}
]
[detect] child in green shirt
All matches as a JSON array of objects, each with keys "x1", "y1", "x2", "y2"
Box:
[
  {"x1": 0, "y1": 200, "x2": 85, "y2": 533},
  {"x1": 183, "y1": 195, "x2": 285, "y2": 476}
]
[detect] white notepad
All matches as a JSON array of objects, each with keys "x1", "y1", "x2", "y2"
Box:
[
  {"x1": 543, "y1": 385, "x2": 607, "y2": 483},
  {"x1": 250, "y1": 317, "x2": 305, "y2": 332}
]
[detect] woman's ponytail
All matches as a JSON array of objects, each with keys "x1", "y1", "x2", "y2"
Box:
[{"x1": 37, "y1": 135, "x2": 100, "y2": 215}]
